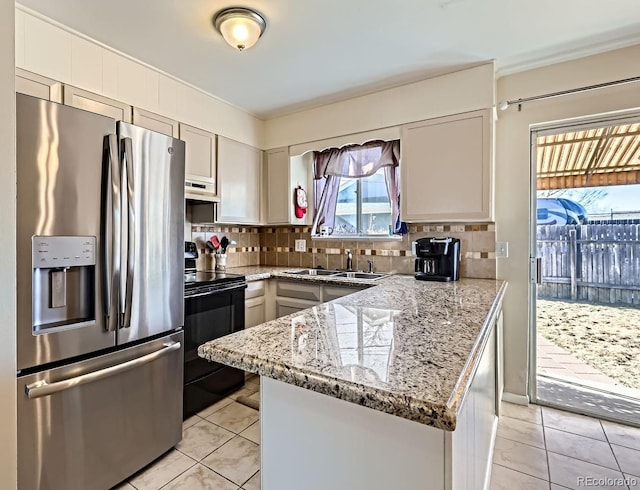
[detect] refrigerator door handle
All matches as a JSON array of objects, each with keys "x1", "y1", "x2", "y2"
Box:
[
  {"x1": 102, "y1": 134, "x2": 121, "y2": 332},
  {"x1": 121, "y1": 137, "x2": 135, "y2": 328},
  {"x1": 25, "y1": 341, "x2": 181, "y2": 399}
]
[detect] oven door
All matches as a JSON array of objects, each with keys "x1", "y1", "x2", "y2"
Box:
[{"x1": 183, "y1": 283, "x2": 245, "y2": 416}]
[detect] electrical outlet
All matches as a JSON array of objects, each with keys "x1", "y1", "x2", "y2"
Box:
[
  {"x1": 294, "y1": 239, "x2": 306, "y2": 252},
  {"x1": 496, "y1": 241, "x2": 508, "y2": 258}
]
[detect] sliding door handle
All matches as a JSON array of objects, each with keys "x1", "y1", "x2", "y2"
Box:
[
  {"x1": 25, "y1": 342, "x2": 181, "y2": 399},
  {"x1": 536, "y1": 257, "x2": 542, "y2": 285}
]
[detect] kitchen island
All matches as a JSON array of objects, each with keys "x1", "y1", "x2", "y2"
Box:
[{"x1": 199, "y1": 274, "x2": 506, "y2": 490}]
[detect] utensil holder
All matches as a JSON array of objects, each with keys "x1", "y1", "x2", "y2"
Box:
[{"x1": 215, "y1": 253, "x2": 227, "y2": 271}]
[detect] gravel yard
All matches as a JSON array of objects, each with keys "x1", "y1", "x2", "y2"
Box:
[{"x1": 537, "y1": 299, "x2": 640, "y2": 390}]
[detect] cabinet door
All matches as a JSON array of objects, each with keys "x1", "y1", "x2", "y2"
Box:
[
  {"x1": 63, "y1": 85, "x2": 132, "y2": 122},
  {"x1": 266, "y1": 147, "x2": 290, "y2": 224},
  {"x1": 217, "y1": 136, "x2": 262, "y2": 224},
  {"x1": 322, "y1": 285, "x2": 364, "y2": 302},
  {"x1": 16, "y1": 68, "x2": 62, "y2": 102},
  {"x1": 180, "y1": 124, "x2": 217, "y2": 198},
  {"x1": 276, "y1": 281, "x2": 321, "y2": 302},
  {"x1": 245, "y1": 297, "x2": 266, "y2": 328},
  {"x1": 275, "y1": 297, "x2": 318, "y2": 318},
  {"x1": 401, "y1": 109, "x2": 491, "y2": 222},
  {"x1": 132, "y1": 107, "x2": 179, "y2": 137}
]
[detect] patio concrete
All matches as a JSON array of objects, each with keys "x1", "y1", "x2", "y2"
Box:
[{"x1": 537, "y1": 334, "x2": 620, "y2": 387}]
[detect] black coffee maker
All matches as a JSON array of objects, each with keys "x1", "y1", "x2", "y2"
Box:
[{"x1": 413, "y1": 237, "x2": 461, "y2": 282}]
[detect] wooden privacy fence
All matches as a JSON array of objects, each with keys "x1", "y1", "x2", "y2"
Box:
[{"x1": 537, "y1": 224, "x2": 640, "y2": 306}]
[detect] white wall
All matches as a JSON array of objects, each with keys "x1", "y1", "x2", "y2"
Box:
[
  {"x1": 264, "y1": 63, "x2": 495, "y2": 149},
  {"x1": 0, "y1": 0, "x2": 17, "y2": 486},
  {"x1": 15, "y1": 6, "x2": 265, "y2": 148},
  {"x1": 496, "y1": 43, "x2": 640, "y2": 398}
]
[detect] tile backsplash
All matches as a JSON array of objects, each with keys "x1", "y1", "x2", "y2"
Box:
[
  {"x1": 191, "y1": 226, "x2": 261, "y2": 269},
  {"x1": 191, "y1": 223, "x2": 496, "y2": 279},
  {"x1": 258, "y1": 224, "x2": 496, "y2": 279}
]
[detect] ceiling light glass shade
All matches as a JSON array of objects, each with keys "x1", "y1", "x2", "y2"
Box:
[{"x1": 214, "y1": 8, "x2": 266, "y2": 51}]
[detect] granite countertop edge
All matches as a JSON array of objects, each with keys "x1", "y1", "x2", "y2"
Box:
[
  {"x1": 198, "y1": 344, "x2": 457, "y2": 430},
  {"x1": 200, "y1": 266, "x2": 507, "y2": 431},
  {"x1": 445, "y1": 281, "x2": 507, "y2": 414}
]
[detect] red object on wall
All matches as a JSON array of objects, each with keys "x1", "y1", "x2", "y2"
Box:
[{"x1": 294, "y1": 186, "x2": 308, "y2": 219}]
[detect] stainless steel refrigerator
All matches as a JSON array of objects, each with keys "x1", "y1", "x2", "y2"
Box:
[{"x1": 16, "y1": 93, "x2": 185, "y2": 490}]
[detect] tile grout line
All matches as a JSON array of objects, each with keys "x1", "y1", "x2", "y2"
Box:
[
  {"x1": 240, "y1": 468, "x2": 260, "y2": 490},
  {"x1": 495, "y1": 433, "x2": 546, "y2": 451},
  {"x1": 197, "y1": 432, "x2": 260, "y2": 488},
  {"x1": 541, "y1": 409, "x2": 552, "y2": 484},
  {"x1": 155, "y1": 456, "x2": 198, "y2": 490},
  {"x1": 492, "y1": 462, "x2": 550, "y2": 483},
  {"x1": 544, "y1": 448, "x2": 624, "y2": 474},
  {"x1": 599, "y1": 419, "x2": 626, "y2": 475},
  {"x1": 199, "y1": 461, "x2": 249, "y2": 489}
]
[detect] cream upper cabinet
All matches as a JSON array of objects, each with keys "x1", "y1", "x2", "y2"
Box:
[
  {"x1": 180, "y1": 124, "x2": 217, "y2": 201},
  {"x1": 132, "y1": 107, "x2": 179, "y2": 137},
  {"x1": 217, "y1": 136, "x2": 262, "y2": 224},
  {"x1": 15, "y1": 68, "x2": 62, "y2": 102},
  {"x1": 400, "y1": 109, "x2": 492, "y2": 222},
  {"x1": 264, "y1": 150, "x2": 314, "y2": 225},
  {"x1": 63, "y1": 85, "x2": 132, "y2": 122},
  {"x1": 265, "y1": 147, "x2": 290, "y2": 224}
]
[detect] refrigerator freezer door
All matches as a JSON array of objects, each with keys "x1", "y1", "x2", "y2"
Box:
[
  {"x1": 16, "y1": 94, "x2": 117, "y2": 371},
  {"x1": 117, "y1": 123, "x2": 185, "y2": 345},
  {"x1": 17, "y1": 331, "x2": 184, "y2": 490}
]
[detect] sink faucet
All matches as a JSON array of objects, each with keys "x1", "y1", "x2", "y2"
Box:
[
  {"x1": 368, "y1": 260, "x2": 374, "y2": 273},
  {"x1": 346, "y1": 249, "x2": 353, "y2": 271}
]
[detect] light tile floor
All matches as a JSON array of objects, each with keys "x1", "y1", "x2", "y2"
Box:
[
  {"x1": 112, "y1": 376, "x2": 261, "y2": 490},
  {"x1": 491, "y1": 401, "x2": 640, "y2": 490},
  {"x1": 114, "y1": 375, "x2": 640, "y2": 490}
]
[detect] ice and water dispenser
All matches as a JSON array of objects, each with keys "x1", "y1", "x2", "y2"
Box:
[{"x1": 32, "y1": 236, "x2": 97, "y2": 333}]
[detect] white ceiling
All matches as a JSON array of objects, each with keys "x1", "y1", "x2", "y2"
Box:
[{"x1": 18, "y1": 0, "x2": 640, "y2": 119}]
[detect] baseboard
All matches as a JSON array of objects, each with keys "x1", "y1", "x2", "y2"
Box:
[{"x1": 502, "y1": 392, "x2": 530, "y2": 405}]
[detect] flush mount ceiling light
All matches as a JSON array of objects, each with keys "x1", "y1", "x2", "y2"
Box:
[{"x1": 213, "y1": 7, "x2": 266, "y2": 52}]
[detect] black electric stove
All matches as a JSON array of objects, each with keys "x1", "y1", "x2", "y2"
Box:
[
  {"x1": 182, "y1": 242, "x2": 247, "y2": 418},
  {"x1": 184, "y1": 270, "x2": 246, "y2": 297}
]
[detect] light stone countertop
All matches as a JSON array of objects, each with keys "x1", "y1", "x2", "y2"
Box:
[{"x1": 199, "y1": 269, "x2": 507, "y2": 430}]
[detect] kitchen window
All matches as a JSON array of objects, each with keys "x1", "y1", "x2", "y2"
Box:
[{"x1": 312, "y1": 140, "x2": 402, "y2": 238}]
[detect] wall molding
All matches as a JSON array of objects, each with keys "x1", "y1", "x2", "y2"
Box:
[{"x1": 502, "y1": 391, "x2": 530, "y2": 406}]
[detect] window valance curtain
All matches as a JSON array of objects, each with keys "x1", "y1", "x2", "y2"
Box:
[
  {"x1": 312, "y1": 140, "x2": 403, "y2": 235},
  {"x1": 314, "y1": 140, "x2": 400, "y2": 179}
]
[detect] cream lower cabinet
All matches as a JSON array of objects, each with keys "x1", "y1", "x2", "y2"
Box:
[
  {"x1": 274, "y1": 280, "x2": 366, "y2": 319},
  {"x1": 63, "y1": 85, "x2": 132, "y2": 122},
  {"x1": 276, "y1": 297, "x2": 319, "y2": 318},
  {"x1": 16, "y1": 68, "x2": 62, "y2": 102},
  {"x1": 245, "y1": 280, "x2": 267, "y2": 328},
  {"x1": 275, "y1": 280, "x2": 321, "y2": 318},
  {"x1": 401, "y1": 109, "x2": 492, "y2": 222},
  {"x1": 132, "y1": 107, "x2": 179, "y2": 137},
  {"x1": 217, "y1": 136, "x2": 262, "y2": 224},
  {"x1": 181, "y1": 124, "x2": 217, "y2": 201}
]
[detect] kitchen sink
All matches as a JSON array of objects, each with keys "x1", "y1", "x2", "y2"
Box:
[
  {"x1": 335, "y1": 272, "x2": 388, "y2": 280},
  {"x1": 283, "y1": 269, "x2": 341, "y2": 276},
  {"x1": 282, "y1": 269, "x2": 389, "y2": 280}
]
